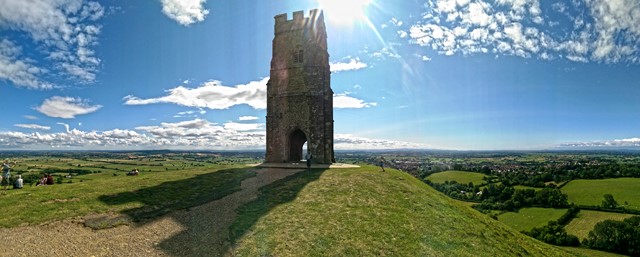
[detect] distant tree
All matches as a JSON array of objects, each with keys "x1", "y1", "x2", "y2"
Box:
[
  {"x1": 583, "y1": 217, "x2": 640, "y2": 255},
  {"x1": 601, "y1": 194, "x2": 618, "y2": 209},
  {"x1": 525, "y1": 221, "x2": 579, "y2": 246}
]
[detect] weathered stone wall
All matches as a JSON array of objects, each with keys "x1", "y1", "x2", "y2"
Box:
[{"x1": 266, "y1": 9, "x2": 334, "y2": 164}]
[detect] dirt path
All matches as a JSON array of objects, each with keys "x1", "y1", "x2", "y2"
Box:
[{"x1": 0, "y1": 168, "x2": 302, "y2": 257}]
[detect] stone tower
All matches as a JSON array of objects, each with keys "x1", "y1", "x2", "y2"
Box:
[{"x1": 265, "y1": 9, "x2": 334, "y2": 164}]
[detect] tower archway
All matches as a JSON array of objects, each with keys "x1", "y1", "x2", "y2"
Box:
[{"x1": 289, "y1": 129, "x2": 307, "y2": 162}]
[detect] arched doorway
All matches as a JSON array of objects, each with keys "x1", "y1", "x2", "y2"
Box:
[{"x1": 289, "y1": 129, "x2": 307, "y2": 162}]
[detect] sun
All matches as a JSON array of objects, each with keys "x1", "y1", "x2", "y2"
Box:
[{"x1": 317, "y1": 0, "x2": 372, "y2": 25}]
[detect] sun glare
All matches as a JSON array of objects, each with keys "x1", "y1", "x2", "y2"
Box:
[{"x1": 318, "y1": 0, "x2": 372, "y2": 25}]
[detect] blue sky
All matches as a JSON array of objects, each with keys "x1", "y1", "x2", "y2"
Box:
[{"x1": 1, "y1": 0, "x2": 639, "y2": 150}]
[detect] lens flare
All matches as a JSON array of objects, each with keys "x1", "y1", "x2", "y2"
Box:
[{"x1": 318, "y1": 0, "x2": 372, "y2": 25}]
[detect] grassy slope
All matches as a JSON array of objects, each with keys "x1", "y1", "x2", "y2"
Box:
[
  {"x1": 561, "y1": 178, "x2": 640, "y2": 210},
  {"x1": 426, "y1": 170, "x2": 486, "y2": 185},
  {"x1": 231, "y1": 166, "x2": 576, "y2": 256},
  {"x1": 498, "y1": 207, "x2": 567, "y2": 232},
  {"x1": 0, "y1": 165, "x2": 254, "y2": 227},
  {"x1": 564, "y1": 210, "x2": 636, "y2": 240}
]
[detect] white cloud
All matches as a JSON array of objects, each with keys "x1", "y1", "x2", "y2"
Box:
[
  {"x1": 125, "y1": 77, "x2": 376, "y2": 110},
  {"x1": 559, "y1": 138, "x2": 640, "y2": 148},
  {"x1": 0, "y1": 0, "x2": 104, "y2": 86},
  {"x1": 0, "y1": 39, "x2": 53, "y2": 89},
  {"x1": 36, "y1": 96, "x2": 102, "y2": 119},
  {"x1": 173, "y1": 109, "x2": 206, "y2": 118},
  {"x1": 223, "y1": 122, "x2": 263, "y2": 131},
  {"x1": 23, "y1": 115, "x2": 38, "y2": 120},
  {"x1": 0, "y1": 128, "x2": 155, "y2": 150},
  {"x1": 335, "y1": 134, "x2": 429, "y2": 150},
  {"x1": 135, "y1": 118, "x2": 265, "y2": 149},
  {"x1": 14, "y1": 124, "x2": 51, "y2": 130},
  {"x1": 585, "y1": 0, "x2": 640, "y2": 62},
  {"x1": 390, "y1": 18, "x2": 403, "y2": 26},
  {"x1": 124, "y1": 77, "x2": 269, "y2": 110},
  {"x1": 408, "y1": 0, "x2": 640, "y2": 63},
  {"x1": 0, "y1": 119, "x2": 429, "y2": 150},
  {"x1": 239, "y1": 116, "x2": 259, "y2": 121},
  {"x1": 57, "y1": 122, "x2": 70, "y2": 133},
  {"x1": 333, "y1": 93, "x2": 377, "y2": 109},
  {"x1": 370, "y1": 47, "x2": 401, "y2": 59},
  {"x1": 161, "y1": 0, "x2": 209, "y2": 26},
  {"x1": 330, "y1": 58, "x2": 368, "y2": 72}
]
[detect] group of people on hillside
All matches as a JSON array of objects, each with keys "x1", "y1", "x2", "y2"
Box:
[
  {"x1": 36, "y1": 174, "x2": 55, "y2": 186},
  {"x1": 1, "y1": 159, "x2": 61, "y2": 192}
]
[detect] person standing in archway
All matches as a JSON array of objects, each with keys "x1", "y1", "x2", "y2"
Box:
[{"x1": 305, "y1": 152, "x2": 312, "y2": 170}]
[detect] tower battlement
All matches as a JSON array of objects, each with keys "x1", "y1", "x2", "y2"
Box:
[{"x1": 274, "y1": 9, "x2": 323, "y2": 34}]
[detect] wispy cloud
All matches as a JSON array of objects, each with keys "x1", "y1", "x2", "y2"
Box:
[
  {"x1": 239, "y1": 116, "x2": 258, "y2": 121},
  {"x1": 558, "y1": 138, "x2": 640, "y2": 148},
  {"x1": 0, "y1": 0, "x2": 104, "y2": 87},
  {"x1": 333, "y1": 93, "x2": 377, "y2": 109},
  {"x1": 36, "y1": 96, "x2": 102, "y2": 119},
  {"x1": 0, "y1": 40, "x2": 52, "y2": 89},
  {"x1": 14, "y1": 124, "x2": 51, "y2": 130},
  {"x1": 173, "y1": 109, "x2": 206, "y2": 118},
  {"x1": 57, "y1": 122, "x2": 70, "y2": 133},
  {"x1": 330, "y1": 58, "x2": 368, "y2": 72},
  {"x1": 335, "y1": 134, "x2": 429, "y2": 149},
  {"x1": 160, "y1": 0, "x2": 209, "y2": 26},
  {"x1": 408, "y1": 0, "x2": 640, "y2": 63}
]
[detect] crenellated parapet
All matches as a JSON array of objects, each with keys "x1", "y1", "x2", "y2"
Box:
[{"x1": 274, "y1": 9, "x2": 324, "y2": 35}]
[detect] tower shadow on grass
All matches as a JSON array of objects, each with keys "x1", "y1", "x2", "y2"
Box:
[
  {"x1": 96, "y1": 167, "x2": 327, "y2": 257},
  {"x1": 96, "y1": 167, "x2": 255, "y2": 224},
  {"x1": 228, "y1": 168, "x2": 328, "y2": 242}
]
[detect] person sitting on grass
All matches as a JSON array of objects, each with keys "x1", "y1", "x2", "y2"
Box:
[
  {"x1": 13, "y1": 175, "x2": 23, "y2": 189},
  {"x1": 36, "y1": 175, "x2": 47, "y2": 186},
  {"x1": 127, "y1": 169, "x2": 139, "y2": 176},
  {"x1": 46, "y1": 174, "x2": 54, "y2": 185}
]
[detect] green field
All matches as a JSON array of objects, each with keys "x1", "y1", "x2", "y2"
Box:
[
  {"x1": 0, "y1": 157, "x2": 254, "y2": 227},
  {"x1": 426, "y1": 170, "x2": 486, "y2": 185},
  {"x1": 231, "y1": 166, "x2": 575, "y2": 256},
  {"x1": 497, "y1": 207, "x2": 567, "y2": 232},
  {"x1": 564, "y1": 210, "x2": 636, "y2": 240},
  {"x1": 561, "y1": 178, "x2": 640, "y2": 210},
  {"x1": 513, "y1": 185, "x2": 543, "y2": 191}
]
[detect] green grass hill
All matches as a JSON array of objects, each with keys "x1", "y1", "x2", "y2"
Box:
[{"x1": 229, "y1": 166, "x2": 584, "y2": 256}]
